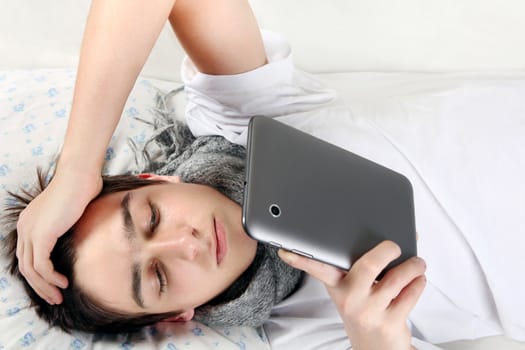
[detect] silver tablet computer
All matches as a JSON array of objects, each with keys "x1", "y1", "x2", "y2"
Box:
[{"x1": 242, "y1": 117, "x2": 417, "y2": 272}]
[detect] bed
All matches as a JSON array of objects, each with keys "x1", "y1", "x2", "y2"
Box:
[{"x1": 1, "y1": 1, "x2": 525, "y2": 349}]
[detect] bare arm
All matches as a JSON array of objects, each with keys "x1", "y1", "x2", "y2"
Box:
[
  {"x1": 168, "y1": 0, "x2": 266, "y2": 75},
  {"x1": 17, "y1": 0, "x2": 266, "y2": 305},
  {"x1": 64, "y1": 0, "x2": 265, "y2": 176},
  {"x1": 60, "y1": 0, "x2": 176, "y2": 176}
]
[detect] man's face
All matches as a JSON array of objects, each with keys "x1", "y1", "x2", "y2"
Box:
[{"x1": 72, "y1": 175, "x2": 257, "y2": 320}]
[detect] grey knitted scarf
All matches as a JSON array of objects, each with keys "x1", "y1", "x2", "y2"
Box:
[{"x1": 129, "y1": 88, "x2": 303, "y2": 327}]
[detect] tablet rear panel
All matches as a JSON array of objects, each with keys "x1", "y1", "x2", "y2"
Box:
[{"x1": 242, "y1": 117, "x2": 417, "y2": 271}]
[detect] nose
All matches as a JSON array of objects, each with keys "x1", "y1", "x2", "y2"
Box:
[{"x1": 146, "y1": 227, "x2": 203, "y2": 261}]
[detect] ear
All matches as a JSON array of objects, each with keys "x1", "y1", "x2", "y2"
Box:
[
  {"x1": 163, "y1": 309, "x2": 195, "y2": 322},
  {"x1": 138, "y1": 174, "x2": 182, "y2": 183}
]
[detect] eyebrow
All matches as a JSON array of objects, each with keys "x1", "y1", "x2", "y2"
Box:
[{"x1": 121, "y1": 192, "x2": 145, "y2": 309}]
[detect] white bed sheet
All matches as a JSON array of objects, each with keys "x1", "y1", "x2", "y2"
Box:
[
  {"x1": 1, "y1": 69, "x2": 525, "y2": 349},
  {"x1": 312, "y1": 71, "x2": 525, "y2": 348}
]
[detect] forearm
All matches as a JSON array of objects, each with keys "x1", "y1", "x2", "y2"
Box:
[{"x1": 59, "y1": 0, "x2": 176, "y2": 176}]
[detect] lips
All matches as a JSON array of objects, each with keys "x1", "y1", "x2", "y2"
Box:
[{"x1": 214, "y1": 217, "x2": 227, "y2": 265}]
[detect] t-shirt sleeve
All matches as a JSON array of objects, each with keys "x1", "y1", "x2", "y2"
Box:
[{"x1": 180, "y1": 29, "x2": 336, "y2": 146}]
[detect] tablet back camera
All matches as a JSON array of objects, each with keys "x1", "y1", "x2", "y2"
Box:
[{"x1": 269, "y1": 204, "x2": 281, "y2": 218}]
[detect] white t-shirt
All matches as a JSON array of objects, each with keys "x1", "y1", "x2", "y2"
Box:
[
  {"x1": 181, "y1": 30, "x2": 336, "y2": 146},
  {"x1": 181, "y1": 30, "x2": 522, "y2": 349}
]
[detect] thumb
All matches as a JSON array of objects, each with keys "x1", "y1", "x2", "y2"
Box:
[{"x1": 278, "y1": 249, "x2": 346, "y2": 287}]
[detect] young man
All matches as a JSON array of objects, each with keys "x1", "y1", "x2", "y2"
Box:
[{"x1": 10, "y1": 0, "x2": 427, "y2": 349}]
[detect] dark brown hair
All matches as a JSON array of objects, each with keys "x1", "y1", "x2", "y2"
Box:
[{"x1": 2, "y1": 169, "x2": 182, "y2": 334}]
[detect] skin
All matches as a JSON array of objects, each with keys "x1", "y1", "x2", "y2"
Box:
[
  {"x1": 281, "y1": 242, "x2": 426, "y2": 350},
  {"x1": 71, "y1": 175, "x2": 426, "y2": 350},
  {"x1": 73, "y1": 175, "x2": 257, "y2": 320},
  {"x1": 16, "y1": 0, "x2": 266, "y2": 306},
  {"x1": 15, "y1": 0, "x2": 428, "y2": 346}
]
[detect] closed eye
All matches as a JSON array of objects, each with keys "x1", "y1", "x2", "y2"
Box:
[
  {"x1": 148, "y1": 201, "x2": 165, "y2": 295},
  {"x1": 154, "y1": 262, "x2": 167, "y2": 294},
  {"x1": 148, "y1": 201, "x2": 160, "y2": 237}
]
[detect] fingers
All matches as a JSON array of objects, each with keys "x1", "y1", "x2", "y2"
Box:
[
  {"x1": 34, "y1": 252, "x2": 68, "y2": 289},
  {"x1": 346, "y1": 240, "x2": 402, "y2": 289},
  {"x1": 279, "y1": 239, "x2": 426, "y2": 348},
  {"x1": 278, "y1": 249, "x2": 346, "y2": 287},
  {"x1": 279, "y1": 241, "x2": 403, "y2": 289},
  {"x1": 373, "y1": 256, "x2": 426, "y2": 310},
  {"x1": 18, "y1": 241, "x2": 65, "y2": 305},
  {"x1": 388, "y1": 274, "x2": 427, "y2": 318},
  {"x1": 13, "y1": 171, "x2": 97, "y2": 306}
]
